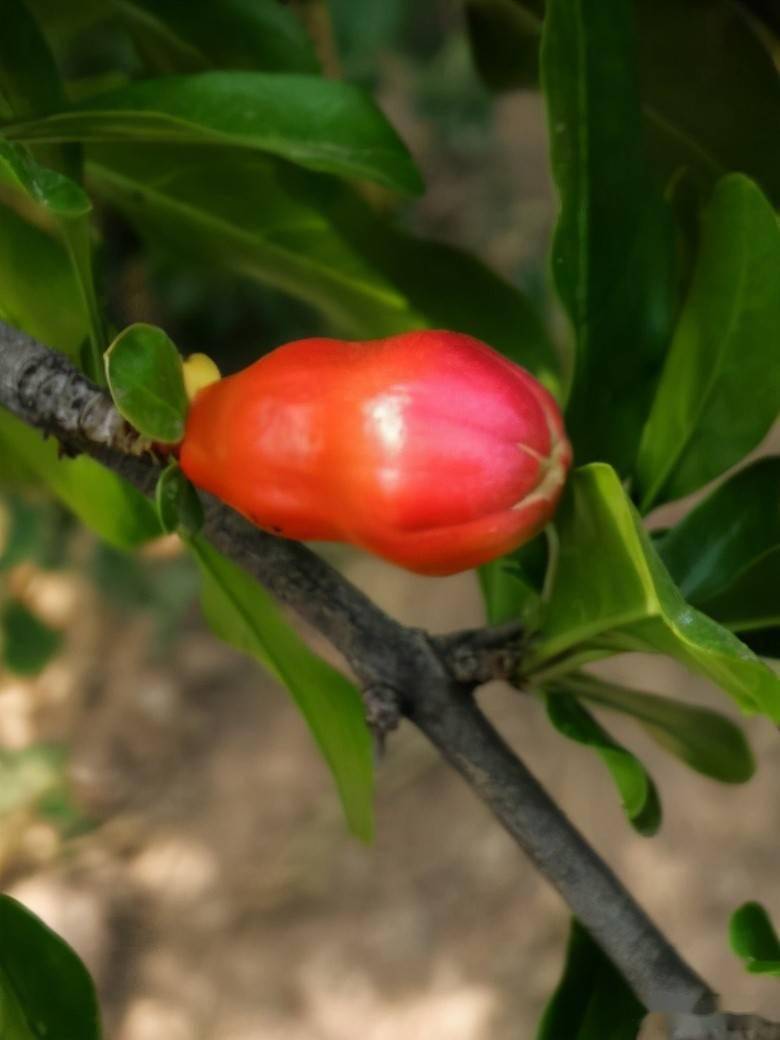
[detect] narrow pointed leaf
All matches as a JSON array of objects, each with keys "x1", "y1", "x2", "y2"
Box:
[
  {"x1": 536, "y1": 918, "x2": 645, "y2": 1039},
  {"x1": 5, "y1": 72, "x2": 424, "y2": 195},
  {"x1": 658, "y1": 457, "x2": 780, "y2": 647},
  {"x1": 541, "y1": 0, "x2": 676, "y2": 472},
  {"x1": 0, "y1": 894, "x2": 102, "y2": 1039},
  {"x1": 189, "y1": 537, "x2": 374, "y2": 842},
  {"x1": 529, "y1": 464, "x2": 780, "y2": 721},
  {"x1": 556, "y1": 672, "x2": 754, "y2": 783},
  {"x1": 637, "y1": 176, "x2": 780, "y2": 510}
]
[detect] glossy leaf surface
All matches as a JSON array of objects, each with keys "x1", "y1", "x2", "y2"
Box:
[
  {"x1": 637, "y1": 176, "x2": 780, "y2": 509},
  {"x1": 0, "y1": 894, "x2": 102, "y2": 1039},
  {"x1": 6, "y1": 72, "x2": 423, "y2": 196},
  {"x1": 529, "y1": 464, "x2": 780, "y2": 721},
  {"x1": 541, "y1": 0, "x2": 675, "y2": 472}
]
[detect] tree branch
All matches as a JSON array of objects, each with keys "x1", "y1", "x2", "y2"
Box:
[{"x1": 0, "y1": 319, "x2": 724, "y2": 1017}]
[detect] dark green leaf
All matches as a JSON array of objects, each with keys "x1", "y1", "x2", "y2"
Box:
[
  {"x1": 545, "y1": 692, "x2": 661, "y2": 835},
  {"x1": 730, "y1": 903, "x2": 780, "y2": 976},
  {"x1": 0, "y1": 0, "x2": 64, "y2": 119},
  {"x1": 637, "y1": 176, "x2": 780, "y2": 510},
  {"x1": 466, "y1": 0, "x2": 541, "y2": 91},
  {"x1": 527, "y1": 464, "x2": 780, "y2": 722},
  {"x1": 658, "y1": 458, "x2": 780, "y2": 644},
  {"x1": 536, "y1": 918, "x2": 645, "y2": 1039},
  {"x1": 0, "y1": 496, "x2": 46, "y2": 571},
  {"x1": 637, "y1": 0, "x2": 780, "y2": 206},
  {"x1": 115, "y1": 0, "x2": 318, "y2": 75},
  {"x1": 6, "y1": 71, "x2": 424, "y2": 196},
  {"x1": 0, "y1": 412, "x2": 161, "y2": 549},
  {"x1": 105, "y1": 323, "x2": 188, "y2": 442},
  {"x1": 555, "y1": 672, "x2": 754, "y2": 783},
  {"x1": 155, "y1": 461, "x2": 203, "y2": 537},
  {"x1": 1, "y1": 599, "x2": 62, "y2": 676},
  {"x1": 87, "y1": 145, "x2": 558, "y2": 382},
  {"x1": 0, "y1": 894, "x2": 102, "y2": 1039},
  {"x1": 541, "y1": 0, "x2": 676, "y2": 472},
  {"x1": 189, "y1": 537, "x2": 374, "y2": 842},
  {"x1": 0, "y1": 140, "x2": 104, "y2": 380}
]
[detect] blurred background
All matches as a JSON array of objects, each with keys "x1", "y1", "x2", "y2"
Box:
[{"x1": 1, "y1": 1, "x2": 779, "y2": 1037}]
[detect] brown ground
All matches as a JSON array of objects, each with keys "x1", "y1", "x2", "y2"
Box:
[{"x1": 1, "y1": 540, "x2": 779, "y2": 1040}]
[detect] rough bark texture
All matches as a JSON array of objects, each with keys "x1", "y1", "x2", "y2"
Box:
[{"x1": 5, "y1": 318, "x2": 772, "y2": 1031}]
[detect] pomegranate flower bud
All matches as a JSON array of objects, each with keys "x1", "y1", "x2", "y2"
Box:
[{"x1": 179, "y1": 330, "x2": 572, "y2": 575}]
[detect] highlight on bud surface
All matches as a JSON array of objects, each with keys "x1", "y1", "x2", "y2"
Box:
[{"x1": 179, "y1": 330, "x2": 572, "y2": 575}]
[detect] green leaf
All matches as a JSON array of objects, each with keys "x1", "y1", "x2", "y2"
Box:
[
  {"x1": 536, "y1": 918, "x2": 645, "y2": 1039},
  {"x1": 189, "y1": 537, "x2": 374, "y2": 842},
  {"x1": 541, "y1": 0, "x2": 676, "y2": 473},
  {"x1": 658, "y1": 458, "x2": 780, "y2": 643},
  {"x1": 637, "y1": 176, "x2": 780, "y2": 510},
  {"x1": 466, "y1": 0, "x2": 541, "y2": 92},
  {"x1": 114, "y1": 0, "x2": 318, "y2": 75},
  {"x1": 478, "y1": 534, "x2": 547, "y2": 626},
  {"x1": 730, "y1": 903, "x2": 780, "y2": 976},
  {"x1": 528, "y1": 464, "x2": 780, "y2": 721},
  {"x1": 545, "y1": 692, "x2": 661, "y2": 835},
  {"x1": 105, "y1": 323, "x2": 188, "y2": 442},
  {"x1": 554, "y1": 672, "x2": 754, "y2": 783},
  {"x1": 155, "y1": 461, "x2": 203, "y2": 537},
  {"x1": 0, "y1": 205, "x2": 87, "y2": 362},
  {"x1": 637, "y1": 0, "x2": 780, "y2": 206},
  {"x1": 1, "y1": 599, "x2": 62, "y2": 676},
  {"x1": 0, "y1": 894, "x2": 102, "y2": 1039},
  {"x1": 0, "y1": 0, "x2": 64, "y2": 119},
  {"x1": 0, "y1": 411, "x2": 161, "y2": 549},
  {"x1": 5, "y1": 71, "x2": 424, "y2": 196},
  {"x1": 0, "y1": 141, "x2": 104, "y2": 380},
  {"x1": 0, "y1": 496, "x2": 46, "y2": 570},
  {"x1": 87, "y1": 145, "x2": 557, "y2": 382}
]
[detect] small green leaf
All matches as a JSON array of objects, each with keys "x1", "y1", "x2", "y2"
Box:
[
  {"x1": 1, "y1": 599, "x2": 62, "y2": 676},
  {"x1": 0, "y1": 894, "x2": 102, "y2": 1039},
  {"x1": 155, "y1": 460, "x2": 203, "y2": 537},
  {"x1": 536, "y1": 918, "x2": 645, "y2": 1039},
  {"x1": 115, "y1": 0, "x2": 319, "y2": 75},
  {"x1": 658, "y1": 458, "x2": 780, "y2": 642},
  {"x1": 541, "y1": 0, "x2": 676, "y2": 472},
  {"x1": 528, "y1": 464, "x2": 780, "y2": 722},
  {"x1": 730, "y1": 903, "x2": 780, "y2": 976},
  {"x1": 637, "y1": 176, "x2": 780, "y2": 510},
  {"x1": 545, "y1": 692, "x2": 661, "y2": 835},
  {"x1": 0, "y1": 411, "x2": 161, "y2": 550},
  {"x1": 105, "y1": 323, "x2": 188, "y2": 442},
  {"x1": 555, "y1": 672, "x2": 754, "y2": 783},
  {"x1": 6, "y1": 71, "x2": 424, "y2": 196},
  {"x1": 189, "y1": 537, "x2": 374, "y2": 841}
]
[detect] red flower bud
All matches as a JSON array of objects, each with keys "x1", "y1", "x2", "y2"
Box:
[{"x1": 179, "y1": 331, "x2": 572, "y2": 575}]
